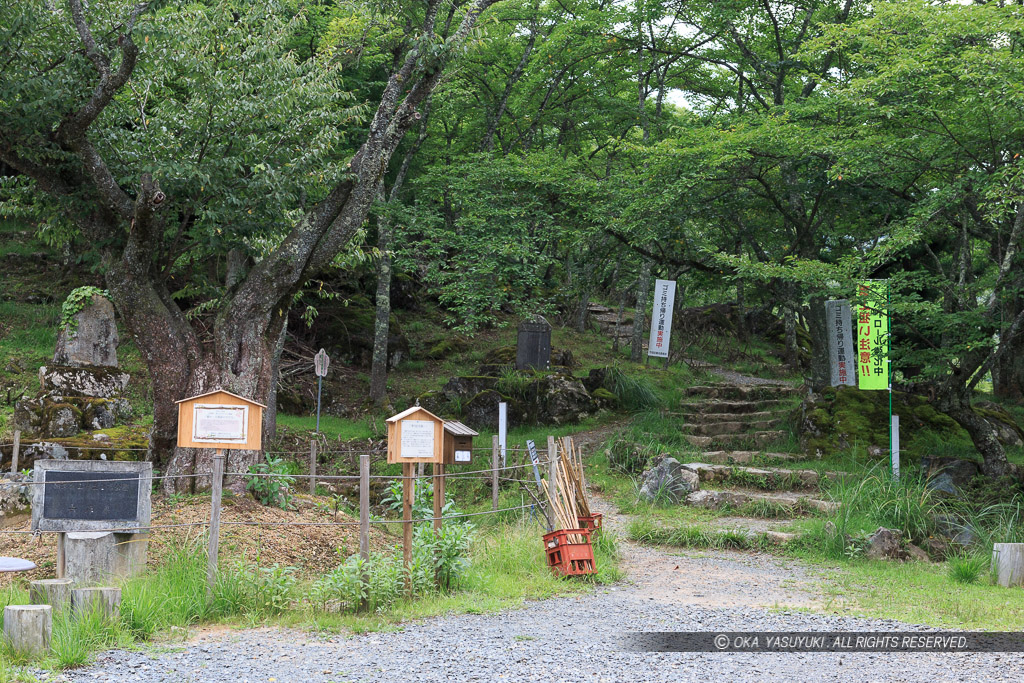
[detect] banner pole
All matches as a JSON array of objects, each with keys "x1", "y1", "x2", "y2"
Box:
[{"x1": 887, "y1": 281, "x2": 893, "y2": 479}]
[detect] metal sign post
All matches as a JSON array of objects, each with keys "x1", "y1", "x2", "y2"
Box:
[
  {"x1": 498, "y1": 401, "x2": 508, "y2": 468},
  {"x1": 313, "y1": 348, "x2": 330, "y2": 433}
]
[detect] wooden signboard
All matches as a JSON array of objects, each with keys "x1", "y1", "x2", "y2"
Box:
[
  {"x1": 386, "y1": 406, "x2": 445, "y2": 464},
  {"x1": 443, "y1": 420, "x2": 477, "y2": 465},
  {"x1": 175, "y1": 390, "x2": 265, "y2": 451}
]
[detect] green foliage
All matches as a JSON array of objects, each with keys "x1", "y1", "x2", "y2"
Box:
[
  {"x1": 948, "y1": 554, "x2": 987, "y2": 586},
  {"x1": 59, "y1": 286, "x2": 109, "y2": 333},
  {"x1": 246, "y1": 455, "x2": 296, "y2": 509},
  {"x1": 603, "y1": 367, "x2": 660, "y2": 411}
]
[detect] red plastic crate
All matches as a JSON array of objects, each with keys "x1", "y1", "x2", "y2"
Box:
[
  {"x1": 543, "y1": 528, "x2": 596, "y2": 577},
  {"x1": 577, "y1": 513, "x2": 603, "y2": 531}
]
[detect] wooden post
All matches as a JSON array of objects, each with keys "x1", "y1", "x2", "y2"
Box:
[
  {"x1": 309, "y1": 440, "x2": 317, "y2": 495},
  {"x1": 11, "y1": 429, "x2": 20, "y2": 474},
  {"x1": 3, "y1": 605, "x2": 51, "y2": 656},
  {"x1": 71, "y1": 587, "x2": 121, "y2": 621},
  {"x1": 402, "y1": 462, "x2": 413, "y2": 594},
  {"x1": 491, "y1": 435, "x2": 500, "y2": 512},
  {"x1": 432, "y1": 463, "x2": 444, "y2": 533},
  {"x1": 547, "y1": 436, "x2": 557, "y2": 526},
  {"x1": 30, "y1": 579, "x2": 73, "y2": 613},
  {"x1": 206, "y1": 449, "x2": 225, "y2": 600},
  {"x1": 359, "y1": 454, "x2": 370, "y2": 561},
  {"x1": 992, "y1": 543, "x2": 1024, "y2": 587},
  {"x1": 56, "y1": 533, "x2": 65, "y2": 579}
]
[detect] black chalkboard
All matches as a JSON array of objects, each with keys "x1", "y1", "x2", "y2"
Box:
[
  {"x1": 516, "y1": 321, "x2": 551, "y2": 371},
  {"x1": 42, "y1": 471, "x2": 140, "y2": 521}
]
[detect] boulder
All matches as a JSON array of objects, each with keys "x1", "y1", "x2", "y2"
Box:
[
  {"x1": 21, "y1": 442, "x2": 69, "y2": 461},
  {"x1": 865, "y1": 527, "x2": 906, "y2": 561},
  {"x1": 39, "y1": 366, "x2": 129, "y2": 398},
  {"x1": 638, "y1": 457, "x2": 700, "y2": 504},
  {"x1": 921, "y1": 456, "x2": 979, "y2": 498},
  {"x1": 933, "y1": 514, "x2": 979, "y2": 548},
  {"x1": 537, "y1": 374, "x2": 593, "y2": 425},
  {"x1": 975, "y1": 401, "x2": 1024, "y2": 448},
  {"x1": 0, "y1": 477, "x2": 30, "y2": 518},
  {"x1": 53, "y1": 294, "x2": 119, "y2": 368},
  {"x1": 14, "y1": 395, "x2": 132, "y2": 438},
  {"x1": 905, "y1": 543, "x2": 930, "y2": 563}
]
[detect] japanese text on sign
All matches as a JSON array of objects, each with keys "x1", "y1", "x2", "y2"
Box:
[
  {"x1": 400, "y1": 419, "x2": 435, "y2": 458},
  {"x1": 192, "y1": 404, "x2": 248, "y2": 442},
  {"x1": 826, "y1": 300, "x2": 856, "y2": 387},
  {"x1": 857, "y1": 281, "x2": 889, "y2": 390},
  {"x1": 647, "y1": 279, "x2": 676, "y2": 359}
]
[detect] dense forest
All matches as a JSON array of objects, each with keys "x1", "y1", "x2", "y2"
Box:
[{"x1": 2, "y1": 0, "x2": 1023, "y2": 482}]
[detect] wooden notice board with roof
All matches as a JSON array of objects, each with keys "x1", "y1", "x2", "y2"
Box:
[
  {"x1": 175, "y1": 390, "x2": 265, "y2": 451},
  {"x1": 386, "y1": 406, "x2": 445, "y2": 464}
]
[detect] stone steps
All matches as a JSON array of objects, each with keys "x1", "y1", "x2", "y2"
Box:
[
  {"x1": 677, "y1": 399, "x2": 790, "y2": 415},
  {"x1": 686, "y1": 384, "x2": 803, "y2": 401},
  {"x1": 686, "y1": 489, "x2": 837, "y2": 515},
  {"x1": 680, "y1": 463, "x2": 839, "y2": 490},
  {"x1": 691, "y1": 450, "x2": 799, "y2": 465},
  {"x1": 685, "y1": 430, "x2": 786, "y2": 450},
  {"x1": 681, "y1": 419, "x2": 783, "y2": 436},
  {"x1": 674, "y1": 410, "x2": 779, "y2": 424}
]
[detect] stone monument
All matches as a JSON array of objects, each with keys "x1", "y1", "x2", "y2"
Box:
[
  {"x1": 516, "y1": 316, "x2": 552, "y2": 371},
  {"x1": 14, "y1": 292, "x2": 131, "y2": 445}
]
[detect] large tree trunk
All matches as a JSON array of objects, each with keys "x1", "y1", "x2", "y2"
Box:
[
  {"x1": 940, "y1": 392, "x2": 1019, "y2": 479},
  {"x1": 805, "y1": 294, "x2": 831, "y2": 391},
  {"x1": 630, "y1": 257, "x2": 652, "y2": 362},
  {"x1": 369, "y1": 215, "x2": 393, "y2": 407}
]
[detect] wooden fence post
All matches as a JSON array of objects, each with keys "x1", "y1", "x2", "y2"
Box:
[
  {"x1": 491, "y1": 435, "x2": 500, "y2": 512},
  {"x1": 432, "y1": 463, "x2": 444, "y2": 533},
  {"x1": 206, "y1": 450, "x2": 225, "y2": 600},
  {"x1": 359, "y1": 454, "x2": 370, "y2": 561},
  {"x1": 309, "y1": 440, "x2": 317, "y2": 495},
  {"x1": 402, "y1": 462, "x2": 413, "y2": 595},
  {"x1": 547, "y1": 436, "x2": 557, "y2": 525},
  {"x1": 11, "y1": 430, "x2": 20, "y2": 474}
]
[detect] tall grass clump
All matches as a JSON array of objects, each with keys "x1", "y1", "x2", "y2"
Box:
[
  {"x1": 815, "y1": 464, "x2": 945, "y2": 558},
  {"x1": 604, "y1": 366, "x2": 660, "y2": 410},
  {"x1": 948, "y1": 553, "x2": 987, "y2": 585}
]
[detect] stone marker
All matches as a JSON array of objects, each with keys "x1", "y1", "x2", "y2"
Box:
[
  {"x1": 638, "y1": 457, "x2": 700, "y2": 503},
  {"x1": 30, "y1": 578, "x2": 74, "y2": 612},
  {"x1": 3, "y1": 605, "x2": 52, "y2": 656},
  {"x1": 53, "y1": 294, "x2": 119, "y2": 368},
  {"x1": 71, "y1": 587, "x2": 121, "y2": 620},
  {"x1": 63, "y1": 531, "x2": 148, "y2": 584},
  {"x1": 992, "y1": 543, "x2": 1024, "y2": 587},
  {"x1": 516, "y1": 316, "x2": 552, "y2": 371}
]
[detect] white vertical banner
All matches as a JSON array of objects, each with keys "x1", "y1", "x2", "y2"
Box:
[
  {"x1": 498, "y1": 402, "x2": 508, "y2": 468},
  {"x1": 647, "y1": 279, "x2": 676, "y2": 358},
  {"x1": 825, "y1": 300, "x2": 856, "y2": 387},
  {"x1": 891, "y1": 414, "x2": 900, "y2": 481}
]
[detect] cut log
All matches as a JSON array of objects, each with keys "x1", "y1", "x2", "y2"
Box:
[
  {"x1": 3, "y1": 605, "x2": 52, "y2": 656},
  {"x1": 71, "y1": 587, "x2": 121, "y2": 620},
  {"x1": 992, "y1": 543, "x2": 1024, "y2": 587},
  {"x1": 30, "y1": 578, "x2": 74, "y2": 612}
]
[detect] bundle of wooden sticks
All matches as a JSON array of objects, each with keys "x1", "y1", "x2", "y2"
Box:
[{"x1": 542, "y1": 437, "x2": 592, "y2": 543}]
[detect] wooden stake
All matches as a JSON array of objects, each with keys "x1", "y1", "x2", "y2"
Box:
[
  {"x1": 359, "y1": 454, "x2": 370, "y2": 561},
  {"x1": 309, "y1": 440, "x2": 317, "y2": 495},
  {"x1": 491, "y1": 435, "x2": 500, "y2": 512},
  {"x1": 432, "y1": 463, "x2": 444, "y2": 533},
  {"x1": 206, "y1": 449, "x2": 225, "y2": 600},
  {"x1": 11, "y1": 430, "x2": 20, "y2": 474},
  {"x1": 402, "y1": 462, "x2": 413, "y2": 595}
]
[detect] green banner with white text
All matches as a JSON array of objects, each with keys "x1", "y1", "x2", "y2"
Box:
[{"x1": 857, "y1": 281, "x2": 889, "y2": 390}]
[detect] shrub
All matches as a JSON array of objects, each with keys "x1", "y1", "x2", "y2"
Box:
[
  {"x1": 604, "y1": 366, "x2": 660, "y2": 410},
  {"x1": 246, "y1": 454, "x2": 296, "y2": 509},
  {"x1": 948, "y1": 554, "x2": 987, "y2": 585}
]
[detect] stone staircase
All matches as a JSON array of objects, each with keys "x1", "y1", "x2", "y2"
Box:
[
  {"x1": 676, "y1": 383, "x2": 801, "y2": 452},
  {"x1": 671, "y1": 381, "x2": 835, "y2": 544}
]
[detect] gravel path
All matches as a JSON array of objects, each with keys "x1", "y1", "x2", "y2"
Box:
[{"x1": 56, "y1": 495, "x2": 1024, "y2": 682}]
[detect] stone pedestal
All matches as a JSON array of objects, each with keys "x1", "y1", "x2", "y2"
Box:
[
  {"x1": 71, "y1": 587, "x2": 121, "y2": 620},
  {"x1": 63, "y1": 531, "x2": 148, "y2": 584},
  {"x1": 30, "y1": 578, "x2": 74, "y2": 612},
  {"x1": 992, "y1": 543, "x2": 1024, "y2": 587},
  {"x1": 3, "y1": 605, "x2": 52, "y2": 656}
]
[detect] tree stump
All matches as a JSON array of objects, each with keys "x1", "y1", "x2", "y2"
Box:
[
  {"x1": 3, "y1": 605, "x2": 52, "y2": 656},
  {"x1": 992, "y1": 543, "x2": 1024, "y2": 587},
  {"x1": 30, "y1": 578, "x2": 74, "y2": 612},
  {"x1": 71, "y1": 587, "x2": 121, "y2": 620}
]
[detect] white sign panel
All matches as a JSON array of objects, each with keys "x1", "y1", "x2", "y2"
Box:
[
  {"x1": 192, "y1": 404, "x2": 248, "y2": 443},
  {"x1": 400, "y1": 419, "x2": 435, "y2": 458},
  {"x1": 647, "y1": 279, "x2": 676, "y2": 358},
  {"x1": 454, "y1": 450, "x2": 471, "y2": 463}
]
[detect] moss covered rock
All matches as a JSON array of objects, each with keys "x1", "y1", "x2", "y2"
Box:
[{"x1": 800, "y1": 386, "x2": 966, "y2": 459}]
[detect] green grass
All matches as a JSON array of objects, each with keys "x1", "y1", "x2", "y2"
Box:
[
  {"x1": 820, "y1": 560, "x2": 1024, "y2": 630},
  {"x1": 275, "y1": 414, "x2": 378, "y2": 441}
]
